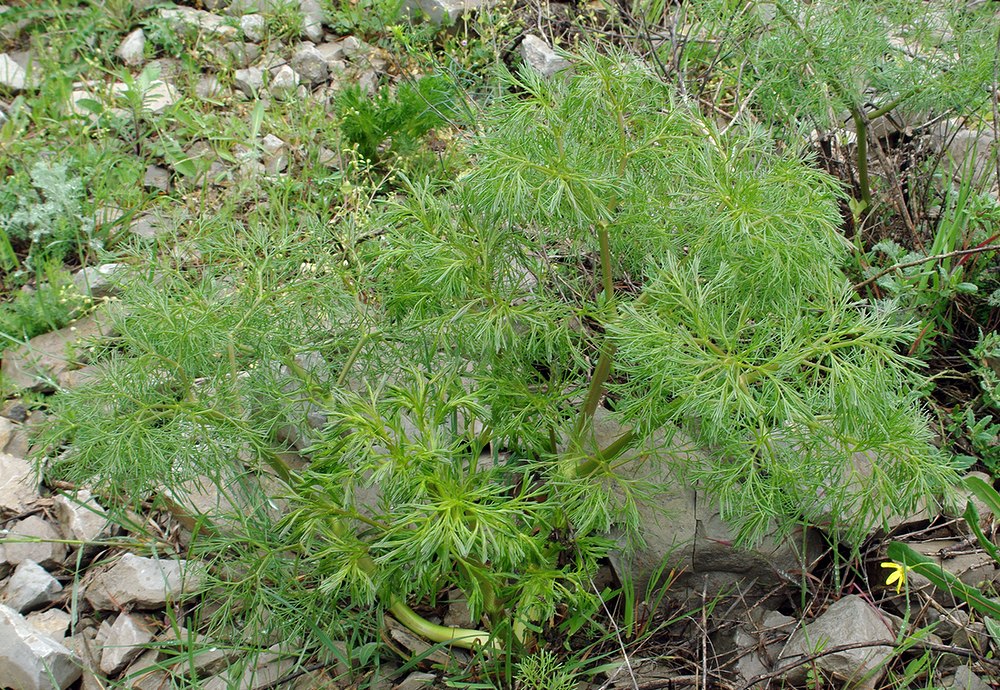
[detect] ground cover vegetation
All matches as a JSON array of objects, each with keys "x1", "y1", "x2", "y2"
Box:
[{"x1": 1, "y1": 0, "x2": 999, "y2": 687}]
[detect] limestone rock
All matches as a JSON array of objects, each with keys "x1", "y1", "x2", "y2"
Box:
[
  {"x1": 1, "y1": 310, "x2": 113, "y2": 391},
  {"x1": 300, "y1": 0, "x2": 325, "y2": 43},
  {"x1": 100, "y1": 613, "x2": 154, "y2": 676},
  {"x1": 234, "y1": 66, "x2": 265, "y2": 97},
  {"x1": 404, "y1": 0, "x2": 496, "y2": 25},
  {"x1": 72, "y1": 263, "x2": 126, "y2": 299},
  {"x1": 0, "y1": 52, "x2": 26, "y2": 91},
  {"x1": 396, "y1": 671, "x2": 436, "y2": 690},
  {"x1": 734, "y1": 609, "x2": 798, "y2": 683},
  {"x1": 121, "y1": 648, "x2": 164, "y2": 689},
  {"x1": 291, "y1": 44, "x2": 328, "y2": 85},
  {"x1": 159, "y1": 7, "x2": 238, "y2": 39},
  {"x1": 0, "y1": 452, "x2": 39, "y2": 514},
  {"x1": 53, "y1": 490, "x2": 110, "y2": 543},
  {"x1": 518, "y1": 35, "x2": 570, "y2": 78},
  {"x1": 3, "y1": 516, "x2": 67, "y2": 569},
  {"x1": 0, "y1": 417, "x2": 13, "y2": 452},
  {"x1": 196, "y1": 74, "x2": 226, "y2": 100},
  {"x1": 143, "y1": 164, "x2": 170, "y2": 192},
  {"x1": 240, "y1": 14, "x2": 265, "y2": 43},
  {"x1": 946, "y1": 664, "x2": 992, "y2": 690},
  {"x1": 56, "y1": 364, "x2": 102, "y2": 390},
  {"x1": 1, "y1": 560, "x2": 62, "y2": 613},
  {"x1": 85, "y1": 553, "x2": 203, "y2": 610},
  {"x1": 269, "y1": 65, "x2": 300, "y2": 99},
  {"x1": 222, "y1": 41, "x2": 261, "y2": 69},
  {"x1": 778, "y1": 595, "x2": 895, "y2": 686},
  {"x1": 130, "y1": 212, "x2": 168, "y2": 240},
  {"x1": 0, "y1": 604, "x2": 82, "y2": 690},
  {"x1": 116, "y1": 29, "x2": 146, "y2": 66},
  {"x1": 25, "y1": 609, "x2": 72, "y2": 640}
]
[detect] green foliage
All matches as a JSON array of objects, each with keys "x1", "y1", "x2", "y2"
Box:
[
  {"x1": 39, "y1": 50, "x2": 957, "y2": 665},
  {"x1": 336, "y1": 74, "x2": 456, "y2": 170},
  {"x1": 0, "y1": 158, "x2": 95, "y2": 276},
  {"x1": 0, "y1": 268, "x2": 91, "y2": 346}
]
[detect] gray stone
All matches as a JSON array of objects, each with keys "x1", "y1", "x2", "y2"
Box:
[
  {"x1": 291, "y1": 44, "x2": 328, "y2": 85},
  {"x1": 0, "y1": 6, "x2": 30, "y2": 41},
  {"x1": 234, "y1": 66, "x2": 265, "y2": 97},
  {"x1": 159, "y1": 7, "x2": 238, "y2": 39},
  {"x1": 72, "y1": 263, "x2": 126, "y2": 299},
  {"x1": 262, "y1": 134, "x2": 289, "y2": 174},
  {"x1": 315, "y1": 40, "x2": 345, "y2": 66},
  {"x1": 143, "y1": 165, "x2": 170, "y2": 193},
  {"x1": 121, "y1": 648, "x2": 164, "y2": 689},
  {"x1": 0, "y1": 604, "x2": 81, "y2": 690},
  {"x1": 0, "y1": 417, "x2": 13, "y2": 451},
  {"x1": 404, "y1": 0, "x2": 495, "y2": 24},
  {"x1": 337, "y1": 36, "x2": 367, "y2": 60},
  {"x1": 948, "y1": 664, "x2": 992, "y2": 690},
  {"x1": 226, "y1": 0, "x2": 272, "y2": 14},
  {"x1": 1, "y1": 560, "x2": 62, "y2": 613},
  {"x1": 240, "y1": 14, "x2": 265, "y2": 43},
  {"x1": 222, "y1": 41, "x2": 261, "y2": 69},
  {"x1": 1, "y1": 310, "x2": 113, "y2": 391},
  {"x1": 0, "y1": 452, "x2": 39, "y2": 514},
  {"x1": 56, "y1": 364, "x2": 102, "y2": 390},
  {"x1": 0, "y1": 53, "x2": 26, "y2": 91},
  {"x1": 1, "y1": 400, "x2": 29, "y2": 422},
  {"x1": 25, "y1": 609, "x2": 71, "y2": 640},
  {"x1": 3, "y1": 516, "x2": 67, "y2": 569},
  {"x1": 53, "y1": 491, "x2": 109, "y2": 543},
  {"x1": 300, "y1": 0, "x2": 325, "y2": 42},
  {"x1": 734, "y1": 610, "x2": 799, "y2": 683},
  {"x1": 141, "y1": 80, "x2": 178, "y2": 114},
  {"x1": 100, "y1": 613, "x2": 154, "y2": 676},
  {"x1": 518, "y1": 35, "x2": 570, "y2": 78},
  {"x1": 268, "y1": 65, "x2": 300, "y2": 99},
  {"x1": 116, "y1": 29, "x2": 146, "y2": 67},
  {"x1": 395, "y1": 671, "x2": 436, "y2": 690},
  {"x1": 778, "y1": 595, "x2": 895, "y2": 685},
  {"x1": 130, "y1": 213, "x2": 167, "y2": 240},
  {"x1": 94, "y1": 205, "x2": 125, "y2": 230},
  {"x1": 196, "y1": 74, "x2": 226, "y2": 100},
  {"x1": 85, "y1": 553, "x2": 203, "y2": 610}
]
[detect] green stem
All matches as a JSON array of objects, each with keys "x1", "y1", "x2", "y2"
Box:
[{"x1": 388, "y1": 596, "x2": 498, "y2": 651}]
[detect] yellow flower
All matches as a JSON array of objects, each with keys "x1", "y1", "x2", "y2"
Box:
[{"x1": 881, "y1": 561, "x2": 912, "y2": 593}]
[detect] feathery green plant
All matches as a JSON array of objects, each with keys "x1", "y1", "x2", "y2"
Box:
[{"x1": 39, "y1": 49, "x2": 956, "y2": 666}]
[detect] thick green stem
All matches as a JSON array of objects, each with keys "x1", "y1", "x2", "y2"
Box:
[{"x1": 389, "y1": 596, "x2": 498, "y2": 651}]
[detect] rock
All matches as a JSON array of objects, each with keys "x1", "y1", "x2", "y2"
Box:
[
  {"x1": 94, "y1": 205, "x2": 125, "y2": 230},
  {"x1": 518, "y1": 35, "x2": 570, "y2": 78},
  {"x1": 72, "y1": 263, "x2": 126, "y2": 299},
  {"x1": 196, "y1": 74, "x2": 226, "y2": 100},
  {"x1": 291, "y1": 44, "x2": 328, "y2": 85},
  {"x1": 904, "y1": 538, "x2": 1000, "y2": 606},
  {"x1": 262, "y1": 133, "x2": 289, "y2": 174},
  {"x1": 318, "y1": 147, "x2": 343, "y2": 169},
  {"x1": 159, "y1": 7, "x2": 238, "y2": 39},
  {"x1": 300, "y1": 0, "x2": 325, "y2": 42},
  {"x1": 85, "y1": 553, "x2": 203, "y2": 610},
  {"x1": 0, "y1": 417, "x2": 13, "y2": 451},
  {"x1": 234, "y1": 66, "x2": 265, "y2": 97},
  {"x1": 778, "y1": 595, "x2": 895, "y2": 686},
  {"x1": 121, "y1": 648, "x2": 164, "y2": 689},
  {"x1": 0, "y1": 6, "x2": 30, "y2": 41},
  {"x1": 315, "y1": 40, "x2": 345, "y2": 66},
  {"x1": 268, "y1": 65, "x2": 300, "y2": 99},
  {"x1": 1, "y1": 560, "x2": 62, "y2": 613},
  {"x1": 218, "y1": 41, "x2": 260, "y2": 69},
  {"x1": 3, "y1": 516, "x2": 67, "y2": 569},
  {"x1": 26, "y1": 609, "x2": 72, "y2": 640},
  {"x1": 0, "y1": 52, "x2": 26, "y2": 91},
  {"x1": 143, "y1": 164, "x2": 171, "y2": 192},
  {"x1": 0, "y1": 604, "x2": 81, "y2": 690},
  {"x1": 443, "y1": 589, "x2": 473, "y2": 630},
  {"x1": 384, "y1": 616, "x2": 462, "y2": 667},
  {"x1": 948, "y1": 664, "x2": 992, "y2": 690},
  {"x1": 337, "y1": 36, "x2": 368, "y2": 61},
  {"x1": 240, "y1": 14, "x2": 265, "y2": 43},
  {"x1": 130, "y1": 213, "x2": 167, "y2": 240},
  {"x1": 357, "y1": 69, "x2": 378, "y2": 96},
  {"x1": 116, "y1": 29, "x2": 146, "y2": 66},
  {"x1": 100, "y1": 613, "x2": 154, "y2": 676},
  {"x1": 53, "y1": 491, "x2": 110, "y2": 543},
  {"x1": 734, "y1": 609, "x2": 797, "y2": 683},
  {"x1": 404, "y1": 0, "x2": 496, "y2": 25},
  {"x1": 1, "y1": 310, "x2": 113, "y2": 392},
  {"x1": 395, "y1": 671, "x2": 436, "y2": 690},
  {"x1": 141, "y1": 79, "x2": 178, "y2": 114},
  {"x1": 1, "y1": 400, "x2": 29, "y2": 423},
  {"x1": 56, "y1": 364, "x2": 102, "y2": 389},
  {"x1": 0, "y1": 452, "x2": 39, "y2": 514}
]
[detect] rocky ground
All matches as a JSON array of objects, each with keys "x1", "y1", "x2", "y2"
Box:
[{"x1": 2, "y1": 1, "x2": 1000, "y2": 689}]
